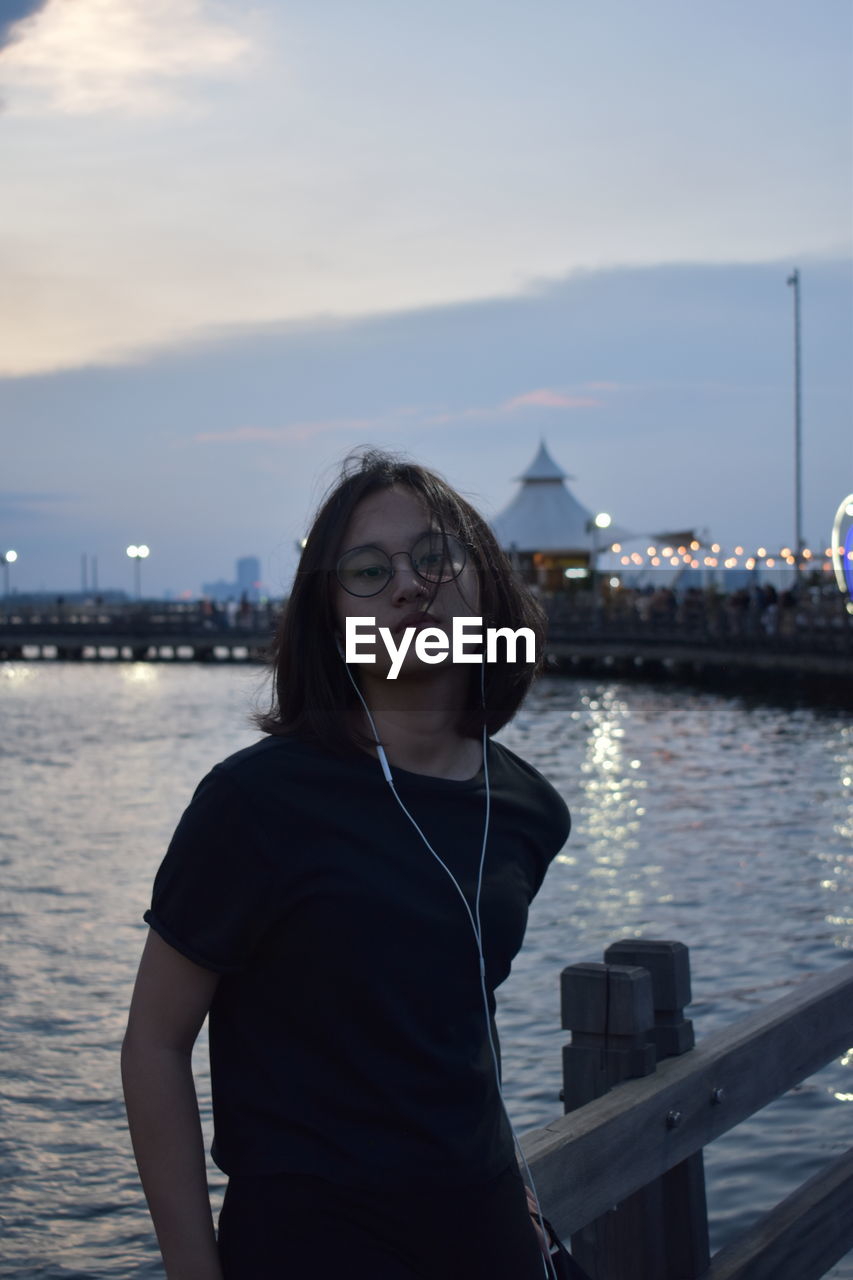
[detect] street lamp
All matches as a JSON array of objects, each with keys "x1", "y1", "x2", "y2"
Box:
[
  {"x1": 126, "y1": 544, "x2": 150, "y2": 599},
  {"x1": 1, "y1": 549, "x2": 17, "y2": 598}
]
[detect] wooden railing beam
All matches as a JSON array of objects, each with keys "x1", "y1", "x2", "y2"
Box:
[
  {"x1": 521, "y1": 960, "x2": 853, "y2": 1239},
  {"x1": 702, "y1": 1145, "x2": 853, "y2": 1280}
]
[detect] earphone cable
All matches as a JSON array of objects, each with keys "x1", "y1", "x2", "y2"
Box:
[{"x1": 341, "y1": 657, "x2": 556, "y2": 1278}]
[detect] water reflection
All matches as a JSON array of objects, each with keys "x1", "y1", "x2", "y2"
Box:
[{"x1": 120, "y1": 662, "x2": 160, "y2": 686}]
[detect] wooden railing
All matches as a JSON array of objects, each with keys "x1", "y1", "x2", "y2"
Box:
[{"x1": 520, "y1": 941, "x2": 853, "y2": 1280}]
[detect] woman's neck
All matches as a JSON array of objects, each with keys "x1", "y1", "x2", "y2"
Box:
[{"x1": 352, "y1": 672, "x2": 482, "y2": 780}]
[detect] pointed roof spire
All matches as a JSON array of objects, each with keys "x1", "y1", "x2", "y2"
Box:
[
  {"x1": 518, "y1": 439, "x2": 568, "y2": 483},
  {"x1": 492, "y1": 440, "x2": 596, "y2": 552}
]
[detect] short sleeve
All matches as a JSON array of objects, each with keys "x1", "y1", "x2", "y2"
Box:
[
  {"x1": 531, "y1": 781, "x2": 571, "y2": 896},
  {"x1": 144, "y1": 768, "x2": 282, "y2": 973}
]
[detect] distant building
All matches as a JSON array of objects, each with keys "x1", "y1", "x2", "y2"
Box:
[
  {"x1": 202, "y1": 556, "x2": 263, "y2": 603},
  {"x1": 236, "y1": 557, "x2": 262, "y2": 599}
]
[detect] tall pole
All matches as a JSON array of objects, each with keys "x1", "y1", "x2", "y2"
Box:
[
  {"x1": 787, "y1": 268, "x2": 803, "y2": 563},
  {"x1": 127, "y1": 545, "x2": 149, "y2": 599}
]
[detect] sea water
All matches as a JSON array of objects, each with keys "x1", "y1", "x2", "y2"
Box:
[{"x1": 1, "y1": 662, "x2": 851, "y2": 1277}]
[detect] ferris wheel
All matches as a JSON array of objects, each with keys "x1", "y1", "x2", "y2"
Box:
[{"x1": 831, "y1": 494, "x2": 853, "y2": 611}]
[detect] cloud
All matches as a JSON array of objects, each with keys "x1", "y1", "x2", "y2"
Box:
[
  {"x1": 0, "y1": 488, "x2": 73, "y2": 520},
  {"x1": 502, "y1": 388, "x2": 602, "y2": 410},
  {"x1": 423, "y1": 386, "x2": 605, "y2": 425},
  {"x1": 191, "y1": 386, "x2": 605, "y2": 446},
  {"x1": 0, "y1": 0, "x2": 49, "y2": 51},
  {"x1": 0, "y1": 0, "x2": 253, "y2": 115},
  {"x1": 3, "y1": 257, "x2": 850, "y2": 592},
  {"x1": 192, "y1": 412, "x2": 416, "y2": 446}
]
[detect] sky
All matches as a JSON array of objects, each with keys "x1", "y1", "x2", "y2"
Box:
[{"x1": 1, "y1": 0, "x2": 851, "y2": 597}]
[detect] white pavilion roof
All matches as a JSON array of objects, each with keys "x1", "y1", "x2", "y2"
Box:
[{"x1": 492, "y1": 441, "x2": 601, "y2": 553}]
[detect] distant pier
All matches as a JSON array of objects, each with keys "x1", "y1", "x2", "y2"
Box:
[
  {"x1": 0, "y1": 603, "x2": 276, "y2": 664},
  {"x1": 1, "y1": 595, "x2": 850, "y2": 701}
]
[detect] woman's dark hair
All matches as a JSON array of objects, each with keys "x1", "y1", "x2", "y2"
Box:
[{"x1": 257, "y1": 448, "x2": 545, "y2": 752}]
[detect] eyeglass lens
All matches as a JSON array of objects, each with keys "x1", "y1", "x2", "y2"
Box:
[{"x1": 337, "y1": 533, "x2": 466, "y2": 597}]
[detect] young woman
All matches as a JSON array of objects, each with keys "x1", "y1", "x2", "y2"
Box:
[{"x1": 122, "y1": 450, "x2": 571, "y2": 1279}]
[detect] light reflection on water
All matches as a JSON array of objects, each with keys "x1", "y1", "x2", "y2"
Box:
[{"x1": 1, "y1": 663, "x2": 851, "y2": 1277}]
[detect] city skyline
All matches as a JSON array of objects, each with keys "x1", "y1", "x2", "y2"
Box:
[{"x1": 2, "y1": 1, "x2": 851, "y2": 596}]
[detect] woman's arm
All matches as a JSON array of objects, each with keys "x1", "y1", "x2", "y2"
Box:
[{"x1": 121, "y1": 929, "x2": 223, "y2": 1280}]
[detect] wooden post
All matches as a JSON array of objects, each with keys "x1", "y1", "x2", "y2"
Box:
[
  {"x1": 563, "y1": 942, "x2": 710, "y2": 1280},
  {"x1": 604, "y1": 941, "x2": 709, "y2": 1280},
  {"x1": 561, "y1": 962, "x2": 657, "y2": 1278},
  {"x1": 604, "y1": 939, "x2": 694, "y2": 1057},
  {"x1": 561, "y1": 962, "x2": 656, "y2": 1113}
]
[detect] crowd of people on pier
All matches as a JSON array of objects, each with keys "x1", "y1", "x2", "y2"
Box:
[{"x1": 548, "y1": 579, "x2": 849, "y2": 641}]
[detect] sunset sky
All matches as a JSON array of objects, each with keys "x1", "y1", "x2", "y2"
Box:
[{"x1": 2, "y1": 0, "x2": 851, "y2": 596}]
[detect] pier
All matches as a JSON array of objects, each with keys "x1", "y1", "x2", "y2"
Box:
[
  {"x1": 522, "y1": 941, "x2": 853, "y2": 1280},
  {"x1": 0, "y1": 593, "x2": 850, "y2": 700},
  {"x1": 0, "y1": 602, "x2": 277, "y2": 664}
]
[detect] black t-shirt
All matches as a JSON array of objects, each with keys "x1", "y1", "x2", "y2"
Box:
[{"x1": 144, "y1": 734, "x2": 570, "y2": 1186}]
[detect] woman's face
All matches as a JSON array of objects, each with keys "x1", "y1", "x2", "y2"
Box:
[{"x1": 332, "y1": 484, "x2": 481, "y2": 681}]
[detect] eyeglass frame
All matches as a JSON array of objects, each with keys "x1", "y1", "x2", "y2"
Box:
[{"x1": 335, "y1": 532, "x2": 469, "y2": 598}]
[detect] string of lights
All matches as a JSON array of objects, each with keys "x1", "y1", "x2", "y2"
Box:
[{"x1": 605, "y1": 540, "x2": 848, "y2": 572}]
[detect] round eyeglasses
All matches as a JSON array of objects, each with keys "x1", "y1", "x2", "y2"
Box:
[{"x1": 336, "y1": 532, "x2": 468, "y2": 598}]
